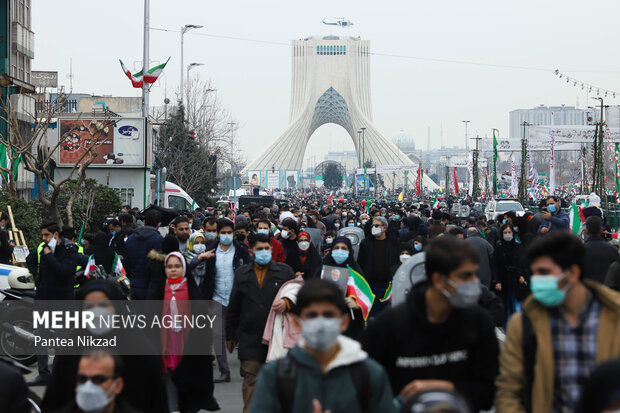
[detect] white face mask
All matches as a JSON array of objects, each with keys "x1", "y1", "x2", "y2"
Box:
[
  {"x1": 75, "y1": 379, "x2": 116, "y2": 413},
  {"x1": 298, "y1": 241, "x2": 310, "y2": 251},
  {"x1": 204, "y1": 231, "x2": 217, "y2": 241},
  {"x1": 371, "y1": 227, "x2": 382, "y2": 237},
  {"x1": 280, "y1": 230, "x2": 290, "y2": 239},
  {"x1": 361, "y1": 219, "x2": 368, "y2": 225},
  {"x1": 193, "y1": 243, "x2": 206, "y2": 254},
  {"x1": 503, "y1": 234, "x2": 514, "y2": 242},
  {"x1": 325, "y1": 238, "x2": 333, "y2": 245},
  {"x1": 399, "y1": 254, "x2": 412, "y2": 263},
  {"x1": 47, "y1": 236, "x2": 58, "y2": 253}
]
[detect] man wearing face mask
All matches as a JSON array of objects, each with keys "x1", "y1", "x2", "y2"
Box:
[
  {"x1": 201, "y1": 217, "x2": 218, "y2": 245},
  {"x1": 538, "y1": 195, "x2": 569, "y2": 234},
  {"x1": 250, "y1": 279, "x2": 395, "y2": 413},
  {"x1": 227, "y1": 233, "x2": 294, "y2": 413},
  {"x1": 357, "y1": 216, "x2": 400, "y2": 317},
  {"x1": 199, "y1": 218, "x2": 252, "y2": 383},
  {"x1": 256, "y1": 219, "x2": 285, "y2": 262},
  {"x1": 362, "y1": 236, "x2": 499, "y2": 412},
  {"x1": 26, "y1": 221, "x2": 79, "y2": 386},
  {"x1": 495, "y1": 231, "x2": 620, "y2": 413},
  {"x1": 57, "y1": 351, "x2": 142, "y2": 413}
]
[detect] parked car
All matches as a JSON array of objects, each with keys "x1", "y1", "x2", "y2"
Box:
[{"x1": 485, "y1": 199, "x2": 525, "y2": 221}]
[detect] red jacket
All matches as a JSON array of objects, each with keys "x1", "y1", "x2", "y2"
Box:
[{"x1": 270, "y1": 237, "x2": 285, "y2": 263}]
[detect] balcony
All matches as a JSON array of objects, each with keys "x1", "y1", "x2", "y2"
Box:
[
  {"x1": 35, "y1": 99, "x2": 78, "y2": 114},
  {"x1": 12, "y1": 21, "x2": 34, "y2": 59}
]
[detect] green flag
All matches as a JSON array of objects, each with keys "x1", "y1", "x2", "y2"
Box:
[
  {"x1": 493, "y1": 130, "x2": 498, "y2": 196},
  {"x1": 0, "y1": 142, "x2": 7, "y2": 182},
  {"x1": 10, "y1": 148, "x2": 21, "y2": 181}
]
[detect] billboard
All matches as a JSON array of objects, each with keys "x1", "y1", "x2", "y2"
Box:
[
  {"x1": 31, "y1": 71, "x2": 58, "y2": 88},
  {"x1": 58, "y1": 118, "x2": 145, "y2": 167},
  {"x1": 266, "y1": 171, "x2": 280, "y2": 189},
  {"x1": 247, "y1": 170, "x2": 262, "y2": 187},
  {"x1": 285, "y1": 170, "x2": 299, "y2": 188}
]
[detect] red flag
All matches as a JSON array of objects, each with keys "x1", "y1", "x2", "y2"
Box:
[
  {"x1": 454, "y1": 167, "x2": 459, "y2": 194},
  {"x1": 415, "y1": 163, "x2": 422, "y2": 196}
]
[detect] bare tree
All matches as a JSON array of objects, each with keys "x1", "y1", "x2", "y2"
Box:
[{"x1": 0, "y1": 91, "x2": 115, "y2": 225}]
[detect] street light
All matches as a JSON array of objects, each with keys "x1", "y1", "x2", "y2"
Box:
[
  {"x1": 461, "y1": 120, "x2": 470, "y2": 152},
  {"x1": 180, "y1": 24, "x2": 203, "y2": 106},
  {"x1": 186, "y1": 62, "x2": 204, "y2": 86}
]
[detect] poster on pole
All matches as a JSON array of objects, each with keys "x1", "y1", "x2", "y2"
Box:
[
  {"x1": 285, "y1": 171, "x2": 299, "y2": 188},
  {"x1": 355, "y1": 174, "x2": 365, "y2": 191},
  {"x1": 266, "y1": 171, "x2": 280, "y2": 189},
  {"x1": 247, "y1": 171, "x2": 262, "y2": 187}
]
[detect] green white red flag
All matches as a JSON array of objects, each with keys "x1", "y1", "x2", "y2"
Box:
[
  {"x1": 112, "y1": 253, "x2": 126, "y2": 276},
  {"x1": 120, "y1": 58, "x2": 170, "y2": 88},
  {"x1": 346, "y1": 266, "x2": 375, "y2": 320},
  {"x1": 83, "y1": 255, "x2": 98, "y2": 279}
]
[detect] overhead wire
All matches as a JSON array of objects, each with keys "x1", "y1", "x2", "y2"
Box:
[{"x1": 151, "y1": 27, "x2": 620, "y2": 74}]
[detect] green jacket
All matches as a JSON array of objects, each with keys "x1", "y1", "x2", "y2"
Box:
[{"x1": 250, "y1": 335, "x2": 396, "y2": 413}]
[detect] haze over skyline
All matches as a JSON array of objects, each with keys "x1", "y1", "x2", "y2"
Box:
[{"x1": 33, "y1": 0, "x2": 620, "y2": 165}]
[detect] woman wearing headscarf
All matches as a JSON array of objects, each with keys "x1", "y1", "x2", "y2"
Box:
[
  {"x1": 42, "y1": 280, "x2": 167, "y2": 412},
  {"x1": 145, "y1": 235, "x2": 179, "y2": 298},
  {"x1": 186, "y1": 232, "x2": 208, "y2": 286},
  {"x1": 146, "y1": 251, "x2": 219, "y2": 413},
  {"x1": 285, "y1": 231, "x2": 322, "y2": 280},
  {"x1": 322, "y1": 236, "x2": 365, "y2": 340},
  {"x1": 492, "y1": 223, "x2": 528, "y2": 324}
]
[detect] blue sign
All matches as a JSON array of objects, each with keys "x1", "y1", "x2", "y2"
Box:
[{"x1": 118, "y1": 125, "x2": 139, "y2": 136}]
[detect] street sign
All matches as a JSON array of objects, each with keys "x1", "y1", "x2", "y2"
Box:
[{"x1": 226, "y1": 176, "x2": 242, "y2": 190}]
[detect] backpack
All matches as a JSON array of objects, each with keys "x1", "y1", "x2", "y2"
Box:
[
  {"x1": 275, "y1": 353, "x2": 371, "y2": 413},
  {"x1": 521, "y1": 311, "x2": 537, "y2": 413}
]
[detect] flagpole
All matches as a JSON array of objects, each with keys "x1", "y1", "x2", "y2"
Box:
[{"x1": 142, "y1": 0, "x2": 150, "y2": 119}]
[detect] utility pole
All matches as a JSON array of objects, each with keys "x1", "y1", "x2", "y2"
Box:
[
  {"x1": 228, "y1": 122, "x2": 237, "y2": 207},
  {"x1": 592, "y1": 97, "x2": 608, "y2": 214},
  {"x1": 142, "y1": 0, "x2": 150, "y2": 118},
  {"x1": 518, "y1": 122, "x2": 529, "y2": 204},
  {"x1": 461, "y1": 120, "x2": 471, "y2": 152},
  {"x1": 471, "y1": 135, "x2": 482, "y2": 200}
]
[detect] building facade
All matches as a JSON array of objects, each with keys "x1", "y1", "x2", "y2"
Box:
[{"x1": 509, "y1": 104, "x2": 591, "y2": 139}]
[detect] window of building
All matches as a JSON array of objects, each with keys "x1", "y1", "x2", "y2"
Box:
[{"x1": 115, "y1": 188, "x2": 135, "y2": 206}]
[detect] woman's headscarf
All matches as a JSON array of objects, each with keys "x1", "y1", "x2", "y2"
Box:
[
  {"x1": 165, "y1": 251, "x2": 187, "y2": 278},
  {"x1": 188, "y1": 231, "x2": 206, "y2": 252}
]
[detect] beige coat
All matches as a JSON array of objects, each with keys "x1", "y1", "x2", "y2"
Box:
[{"x1": 495, "y1": 280, "x2": 620, "y2": 413}]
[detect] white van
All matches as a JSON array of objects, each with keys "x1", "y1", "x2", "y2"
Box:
[{"x1": 159, "y1": 181, "x2": 200, "y2": 210}]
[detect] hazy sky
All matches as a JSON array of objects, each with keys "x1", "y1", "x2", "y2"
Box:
[{"x1": 33, "y1": 0, "x2": 620, "y2": 165}]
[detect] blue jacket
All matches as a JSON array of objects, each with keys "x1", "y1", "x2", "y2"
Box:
[
  {"x1": 195, "y1": 239, "x2": 252, "y2": 300},
  {"x1": 124, "y1": 226, "x2": 163, "y2": 289},
  {"x1": 537, "y1": 210, "x2": 570, "y2": 233}
]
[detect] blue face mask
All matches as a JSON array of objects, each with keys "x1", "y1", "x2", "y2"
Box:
[
  {"x1": 414, "y1": 243, "x2": 422, "y2": 252},
  {"x1": 110, "y1": 231, "x2": 116, "y2": 237},
  {"x1": 548, "y1": 204, "x2": 557, "y2": 213},
  {"x1": 257, "y1": 228, "x2": 270, "y2": 236},
  {"x1": 530, "y1": 274, "x2": 569, "y2": 307},
  {"x1": 219, "y1": 234, "x2": 234, "y2": 245},
  {"x1": 393, "y1": 215, "x2": 400, "y2": 221},
  {"x1": 502, "y1": 220, "x2": 507, "y2": 225},
  {"x1": 254, "y1": 249, "x2": 272, "y2": 265},
  {"x1": 347, "y1": 223, "x2": 355, "y2": 227},
  {"x1": 331, "y1": 249, "x2": 349, "y2": 265}
]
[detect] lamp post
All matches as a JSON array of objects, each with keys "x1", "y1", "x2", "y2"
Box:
[
  {"x1": 180, "y1": 24, "x2": 203, "y2": 106},
  {"x1": 186, "y1": 62, "x2": 204, "y2": 86},
  {"x1": 461, "y1": 120, "x2": 470, "y2": 152}
]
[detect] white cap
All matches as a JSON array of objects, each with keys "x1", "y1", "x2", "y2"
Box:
[
  {"x1": 589, "y1": 192, "x2": 601, "y2": 207},
  {"x1": 279, "y1": 211, "x2": 297, "y2": 224}
]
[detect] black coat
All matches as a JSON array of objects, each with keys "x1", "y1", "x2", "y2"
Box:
[
  {"x1": 492, "y1": 240, "x2": 527, "y2": 294},
  {"x1": 0, "y1": 229, "x2": 13, "y2": 265},
  {"x1": 584, "y1": 237, "x2": 619, "y2": 283},
  {"x1": 31, "y1": 239, "x2": 78, "y2": 300},
  {"x1": 145, "y1": 274, "x2": 220, "y2": 412},
  {"x1": 356, "y1": 235, "x2": 400, "y2": 284},
  {"x1": 361, "y1": 290, "x2": 499, "y2": 412},
  {"x1": 47, "y1": 398, "x2": 144, "y2": 413},
  {"x1": 201, "y1": 239, "x2": 252, "y2": 299},
  {"x1": 226, "y1": 261, "x2": 295, "y2": 362},
  {"x1": 283, "y1": 239, "x2": 322, "y2": 280},
  {"x1": 0, "y1": 360, "x2": 29, "y2": 413}
]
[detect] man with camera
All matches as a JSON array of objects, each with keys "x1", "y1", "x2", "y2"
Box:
[{"x1": 538, "y1": 196, "x2": 569, "y2": 235}]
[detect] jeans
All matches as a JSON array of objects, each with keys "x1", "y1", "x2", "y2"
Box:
[{"x1": 215, "y1": 304, "x2": 230, "y2": 375}]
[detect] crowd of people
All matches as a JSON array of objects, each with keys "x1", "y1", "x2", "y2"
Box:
[{"x1": 1, "y1": 191, "x2": 620, "y2": 413}]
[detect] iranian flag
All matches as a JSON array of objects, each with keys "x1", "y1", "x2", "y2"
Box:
[
  {"x1": 431, "y1": 196, "x2": 440, "y2": 209},
  {"x1": 570, "y1": 200, "x2": 586, "y2": 235},
  {"x1": 120, "y1": 57, "x2": 170, "y2": 88},
  {"x1": 112, "y1": 253, "x2": 126, "y2": 276},
  {"x1": 379, "y1": 282, "x2": 392, "y2": 303},
  {"x1": 346, "y1": 266, "x2": 375, "y2": 320},
  {"x1": 83, "y1": 255, "x2": 98, "y2": 279}
]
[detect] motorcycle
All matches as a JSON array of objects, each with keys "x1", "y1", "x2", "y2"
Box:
[{"x1": 0, "y1": 284, "x2": 37, "y2": 366}]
